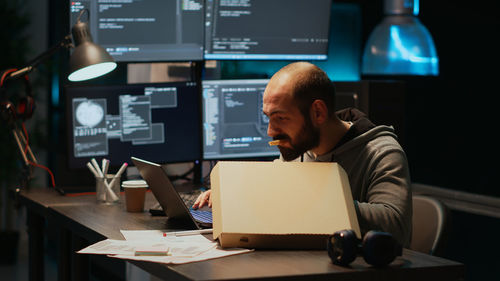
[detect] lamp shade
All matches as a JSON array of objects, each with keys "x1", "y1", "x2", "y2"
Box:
[
  {"x1": 68, "y1": 19, "x2": 116, "y2": 82},
  {"x1": 68, "y1": 42, "x2": 117, "y2": 82},
  {"x1": 361, "y1": 0, "x2": 439, "y2": 76}
]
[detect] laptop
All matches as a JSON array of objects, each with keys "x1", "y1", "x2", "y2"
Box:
[{"x1": 131, "y1": 157, "x2": 212, "y2": 229}]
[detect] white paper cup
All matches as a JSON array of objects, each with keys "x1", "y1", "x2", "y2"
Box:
[{"x1": 122, "y1": 180, "x2": 148, "y2": 188}]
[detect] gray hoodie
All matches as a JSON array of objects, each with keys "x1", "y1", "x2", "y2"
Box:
[{"x1": 285, "y1": 108, "x2": 412, "y2": 246}]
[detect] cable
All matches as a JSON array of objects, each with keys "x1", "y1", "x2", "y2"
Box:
[
  {"x1": 64, "y1": 191, "x2": 97, "y2": 197},
  {"x1": 0, "y1": 68, "x2": 18, "y2": 87},
  {"x1": 28, "y1": 160, "x2": 56, "y2": 187},
  {"x1": 20, "y1": 121, "x2": 61, "y2": 194},
  {"x1": 2, "y1": 69, "x2": 63, "y2": 194}
]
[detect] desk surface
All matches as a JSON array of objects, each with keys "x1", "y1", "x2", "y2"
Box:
[{"x1": 19, "y1": 188, "x2": 465, "y2": 281}]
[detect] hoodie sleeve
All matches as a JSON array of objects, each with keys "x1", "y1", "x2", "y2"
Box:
[{"x1": 353, "y1": 143, "x2": 412, "y2": 247}]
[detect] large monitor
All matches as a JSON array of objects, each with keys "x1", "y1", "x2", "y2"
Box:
[
  {"x1": 202, "y1": 79, "x2": 280, "y2": 160},
  {"x1": 204, "y1": 0, "x2": 332, "y2": 60},
  {"x1": 69, "y1": 0, "x2": 204, "y2": 62},
  {"x1": 65, "y1": 81, "x2": 202, "y2": 169}
]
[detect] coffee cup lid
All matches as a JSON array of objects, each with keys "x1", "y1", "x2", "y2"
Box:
[{"x1": 122, "y1": 180, "x2": 148, "y2": 188}]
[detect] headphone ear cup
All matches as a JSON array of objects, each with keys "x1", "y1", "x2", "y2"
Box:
[
  {"x1": 17, "y1": 96, "x2": 35, "y2": 120},
  {"x1": 362, "y1": 230, "x2": 402, "y2": 267},
  {"x1": 1, "y1": 101, "x2": 18, "y2": 127},
  {"x1": 327, "y1": 229, "x2": 360, "y2": 266}
]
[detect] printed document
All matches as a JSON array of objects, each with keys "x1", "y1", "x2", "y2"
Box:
[{"x1": 78, "y1": 230, "x2": 252, "y2": 264}]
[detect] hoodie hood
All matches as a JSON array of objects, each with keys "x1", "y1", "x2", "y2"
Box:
[
  {"x1": 333, "y1": 108, "x2": 376, "y2": 150},
  {"x1": 304, "y1": 108, "x2": 399, "y2": 162}
]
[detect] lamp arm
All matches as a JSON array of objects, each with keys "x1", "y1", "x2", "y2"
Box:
[{"x1": 5, "y1": 35, "x2": 73, "y2": 82}]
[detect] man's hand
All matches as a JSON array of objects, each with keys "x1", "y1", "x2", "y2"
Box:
[{"x1": 192, "y1": 190, "x2": 212, "y2": 209}]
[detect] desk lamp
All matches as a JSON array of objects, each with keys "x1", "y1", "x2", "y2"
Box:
[
  {"x1": 362, "y1": 0, "x2": 439, "y2": 76},
  {"x1": 0, "y1": 9, "x2": 116, "y2": 192},
  {"x1": 4, "y1": 9, "x2": 116, "y2": 82}
]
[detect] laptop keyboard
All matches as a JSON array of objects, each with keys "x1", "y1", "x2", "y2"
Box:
[
  {"x1": 180, "y1": 190, "x2": 213, "y2": 224},
  {"x1": 190, "y1": 209, "x2": 213, "y2": 224},
  {"x1": 150, "y1": 188, "x2": 212, "y2": 224}
]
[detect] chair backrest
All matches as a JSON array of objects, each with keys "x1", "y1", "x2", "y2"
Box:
[{"x1": 410, "y1": 195, "x2": 449, "y2": 256}]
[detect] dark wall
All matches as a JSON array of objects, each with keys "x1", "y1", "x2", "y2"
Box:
[
  {"x1": 411, "y1": 1, "x2": 498, "y2": 197},
  {"x1": 346, "y1": 0, "x2": 499, "y2": 198}
]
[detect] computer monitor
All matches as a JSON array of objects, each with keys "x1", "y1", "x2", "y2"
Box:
[
  {"x1": 69, "y1": 0, "x2": 204, "y2": 62},
  {"x1": 65, "y1": 81, "x2": 202, "y2": 169},
  {"x1": 204, "y1": 0, "x2": 332, "y2": 60},
  {"x1": 202, "y1": 79, "x2": 280, "y2": 160}
]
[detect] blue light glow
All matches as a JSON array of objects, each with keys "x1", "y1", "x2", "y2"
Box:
[
  {"x1": 51, "y1": 73, "x2": 59, "y2": 106},
  {"x1": 362, "y1": 15, "x2": 439, "y2": 76},
  {"x1": 390, "y1": 26, "x2": 438, "y2": 64},
  {"x1": 413, "y1": 0, "x2": 419, "y2": 16}
]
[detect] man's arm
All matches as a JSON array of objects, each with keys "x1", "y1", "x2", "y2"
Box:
[{"x1": 354, "y1": 148, "x2": 412, "y2": 247}]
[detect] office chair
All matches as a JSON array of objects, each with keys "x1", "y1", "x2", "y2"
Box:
[{"x1": 410, "y1": 195, "x2": 449, "y2": 256}]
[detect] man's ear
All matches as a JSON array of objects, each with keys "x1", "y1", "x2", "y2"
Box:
[{"x1": 310, "y1": 99, "x2": 328, "y2": 126}]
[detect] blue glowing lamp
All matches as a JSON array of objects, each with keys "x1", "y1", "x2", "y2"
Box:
[{"x1": 362, "y1": 0, "x2": 438, "y2": 76}]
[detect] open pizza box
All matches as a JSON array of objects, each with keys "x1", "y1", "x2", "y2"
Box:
[{"x1": 210, "y1": 161, "x2": 361, "y2": 249}]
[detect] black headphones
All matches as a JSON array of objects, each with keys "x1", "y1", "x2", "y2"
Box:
[
  {"x1": 0, "y1": 69, "x2": 35, "y2": 126},
  {"x1": 327, "y1": 229, "x2": 402, "y2": 267}
]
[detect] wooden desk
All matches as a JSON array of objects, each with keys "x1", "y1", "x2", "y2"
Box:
[
  {"x1": 18, "y1": 188, "x2": 97, "y2": 281},
  {"x1": 19, "y1": 188, "x2": 465, "y2": 281}
]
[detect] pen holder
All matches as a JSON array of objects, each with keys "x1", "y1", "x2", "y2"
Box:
[{"x1": 96, "y1": 174, "x2": 120, "y2": 204}]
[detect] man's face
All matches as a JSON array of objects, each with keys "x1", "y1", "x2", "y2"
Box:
[
  {"x1": 263, "y1": 76, "x2": 320, "y2": 161},
  {"x1": 276, "y1": 114, "x2": 320, "y2": 161}
]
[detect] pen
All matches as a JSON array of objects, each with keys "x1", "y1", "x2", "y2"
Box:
[
  {"x1": 93, "y1": 158, "x2": 117, "y2": 200},
  {"x1": 102, "y1": 162, "x2": 126, "y2": 202},
  {"x1": 102, "y1": 158, "x2": 109, "y2": 177},
  {"x1": 86, "y1": 162, "x2": 100, "y2": 178},
  {"x1": 163, "y1": 228, "x2": 213, "y2": 237},
  {"x1": 88, "y1": 161, "x2": 109, "y2": 201},
  {"x1": 91, "y1": 158, "x2": 103, "y2": 177},
  {"x1": 106, "y1": 162, "x2": 128, "y2": 193},
  {"x1": 111, "y1": 162, "x2": 128, "y2": 183},
  {"x1": 103, "y1": 180, "x2": 119, "y2": 201}
]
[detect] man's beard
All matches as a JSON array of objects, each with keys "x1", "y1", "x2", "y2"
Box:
[{"x1": 276, "y1": 117, "x2": 320, "y2": 161}]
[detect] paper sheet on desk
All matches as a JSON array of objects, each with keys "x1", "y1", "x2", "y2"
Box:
[
  {"x1": 77, "y1": 230, "x2": 252, "y2": 264},
  {"x1": 112, "y1": 246, "x2": 253, "y2": 264},
  {"x1": 77, "y1": 238, "x2": 217, "y2": 258}
]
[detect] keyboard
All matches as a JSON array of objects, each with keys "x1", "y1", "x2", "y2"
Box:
[
  {"x1": 190, "y1": 209, "x2": 213, "y2": 224},
  {"x1": 149, "y1": 188, "x2": 212, "y2": 225}
]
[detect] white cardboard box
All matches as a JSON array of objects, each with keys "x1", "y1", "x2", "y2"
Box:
[{"x1": 211, "y1": 161, "x2": 361, "y2": 249}]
